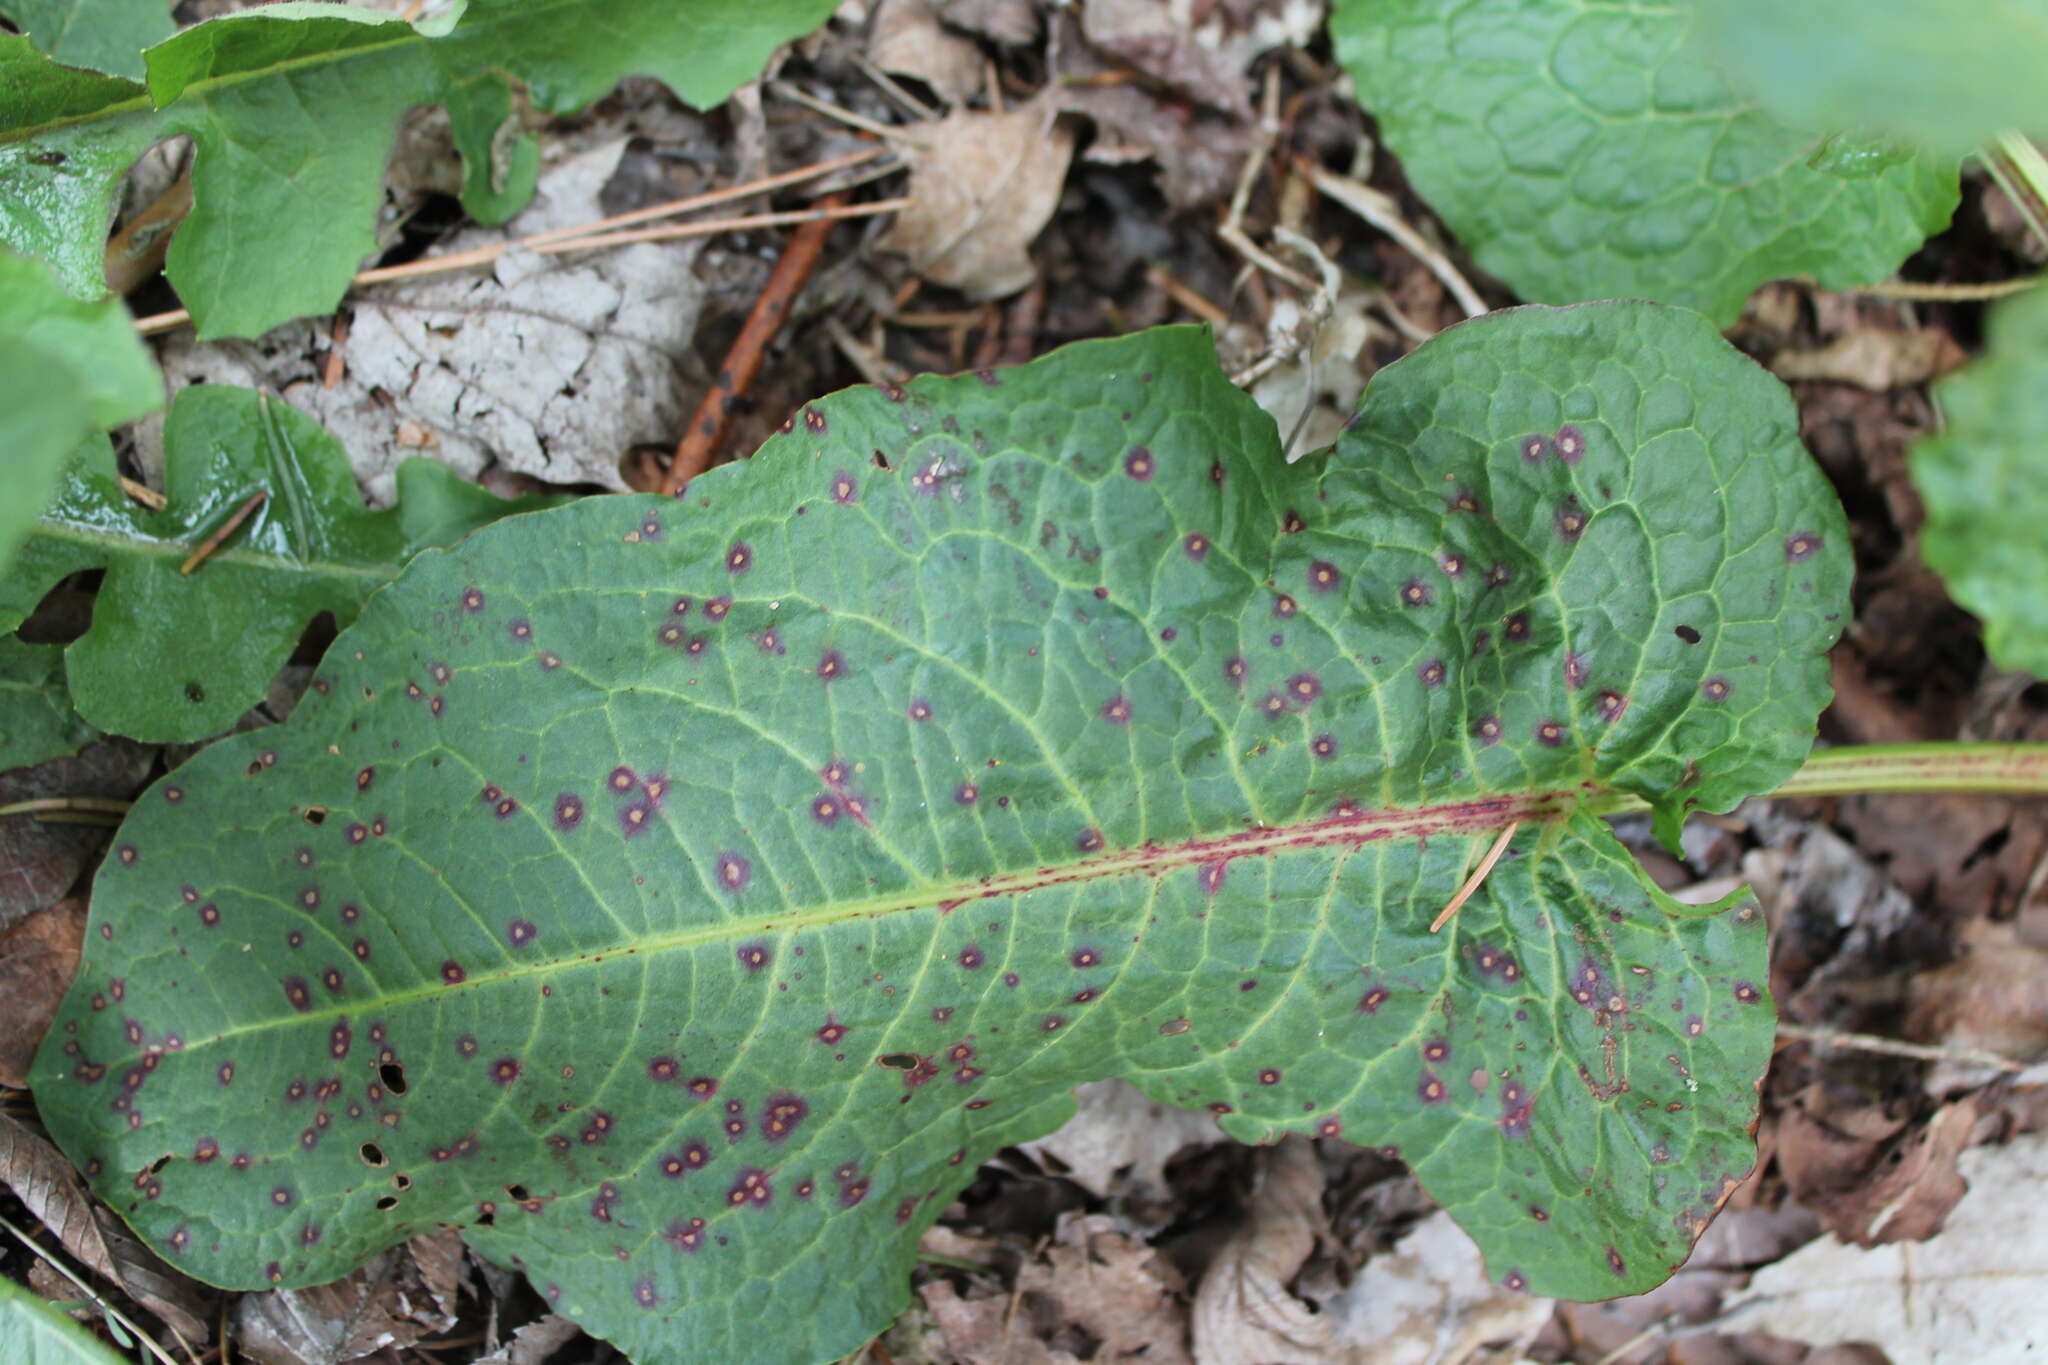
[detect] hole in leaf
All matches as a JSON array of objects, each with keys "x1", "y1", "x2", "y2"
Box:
[
  {"x1": 475, "y1": 1206, "x2": 494, "y2": 1226},
  {"x1": 185, "y1": 682, "x2": 205, "y2": 704},
  {"x1": 1674, "y1": 624, "x2": 1701, "y2": 644},
  {"x1": 359, "y1": 1142, "x2": 386, "y2": 1167},
  {"x1": 872, "y1": 449, "x2": 892, "y2": 470},
  {"x1": 375, "y1": 1195, "x2": 399, "y2": 1211},
  {"x1": 303, "y1": 807, "x2": 327, "y2": 826},
  {"x1": 876, "y1": 1053, "x2": 918, "y2": 1070},
  {"x1": 380, "y1": 1061, "x2": 408, "y2": 1095},
  {"x1": 506, "y1": 1183, "x2": 531, "y2": 1201},
  {"x1": 392, "y1": 1172, "x2": 412, "y2": 1192}
]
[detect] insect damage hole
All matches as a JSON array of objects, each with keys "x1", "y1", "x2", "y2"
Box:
[
  {"x1": 1674, "y1": 624, "x2": 1702, "y2": 644},
  {"x1": 876, "y1": 1053, "x2": 919, "y2": 1070},
  {"x1": 302, "y1": 807, "x2": 328, "y2": 826},
  {"x1": 358, "y1": 1142, "x2": 387, "y2": 1167},
  {"x1": 375, "y1": 1195, "x2": 400, "y2": 1211},
  {"x1": 379, "y1": 1061, "x2": 409, "y2": 1095}
]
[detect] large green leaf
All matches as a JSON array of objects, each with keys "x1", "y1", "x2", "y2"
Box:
[
  {"x1": 1331, "y1": 0, "x2": 1960, "y2": 325},
  {"x1": 1912, "y1": 287, "x2": 2048, "y2": 678},
  {"x1": 33, "y1": 311, "x2": 1851, "y2": 1363},
  {"x1": 1, "y1": 384, "x2": 565, "y2": 745},
  {"x1": 1687, "y1": 0, "x2": 2048, "y2": 156},
  {"x1": 0, "y1": 0, "x2": 173, "y2": 78},
  {"x1": 0, "y1": 1277, "x2": 126, "y2": 1365},
  {"x1": 0, "y1": 0, "x2": 839, "y2": 338},
  {"x1": 0, "y1": 246, "x2": 160, "y2": 570},
  {"x1": 0, "y1": 636, "x2": 98, "y2": 771}
]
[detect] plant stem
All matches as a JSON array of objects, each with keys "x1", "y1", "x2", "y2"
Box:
[
  {"x1": 1588, "y1": 742, "x2": 2048, "y2": 818},
  {"x1": 1982, "y1": 132, "x2": 2048, "y2": 256}
]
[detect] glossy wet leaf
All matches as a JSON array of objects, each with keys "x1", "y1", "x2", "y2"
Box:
[
  {"x1": 1687, "y1": 0, "x2": 2048, "y2": 156},
  {"x1": 0, "y1": 0, "x2": 173, "y2": 78},
  {"x1": 0, "y1": 385, "x2": 566, "y2": 745},
  {"x1": 1331, "y1": 0, "x2": 1959, "y2": 324},
  {"x1": 34, "y1": 311, "x2": 1850, "y2": 1363},
  {"x1": 0, "y1": 0, "x2": 839, "y2": 338},
  {"x1": 0, "y1": 247, "x2": 160, "y2": 570},
  {"x1": 0, "y1": 1276, "x2": 126, "y2": 1365},
  {"x1": 1911, "y1": 287, "x2": 2048, "y2": 678}
]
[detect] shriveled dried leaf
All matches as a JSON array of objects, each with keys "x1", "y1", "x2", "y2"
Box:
[
  {"x1": 921, "y1": 1213, "x2": 1190, "y2": 1365},
  {"x1": 1191, "y1": 1139, "x2": 1332, "y2": 1365},
  {"x1": 879, "y1": 99, "x2": 1073, "y2": 299},
  {"x1": 1907, "y1": 922, "x2": 2048, "y2": 1064},
  {"x1": 472, "y1": 1314, "x2": 584, "y2": 1365},
  {"x1": 0, "y1": 898, "x2": 84, "y2": 1086},
  {"x1": 1079, "y1": 0, "x2": 1252, "y2": 116},
  {"x1": 233, "y1": 1231, "x2": 464, "y2": 1365},
  {"x1": 871, "y1": 0, "x2": 983, "y2": 106},
  {"x1": 939, "y1": 0, "x2": 1039, "y2": 46},
  {"x1": 1770, "y1": 326, "x2": 1969, "y2": 391},
  {"x1": 1719, "y1": 1134, "x2": 2048, "y2": 1361},
  {"x1": 1017, "y1": 1079, "x2": 1218, "y2": 1201},
  {"x1": 0, "y1": 1113, "x2": 210, "y2": 1346},
  {"x1": 1060, "y1": 82, "x2": 1254, "y2": 209}
]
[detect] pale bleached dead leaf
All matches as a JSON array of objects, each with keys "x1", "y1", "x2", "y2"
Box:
[
  {"x1": 0, "y1": 1113, "x2": 211, "y2": 1346},
  {"x1": 471, "y1": 1313, "x2": 584, "y2": 1365},
  {"x1": 871, "y1": 0, "x2": 983, "y2": 106},
  {"x1": 1317, "y1": 1212, "x2": 1552, "y2": 1365},
  {"x1": 879, "y1": 99, "x2": 1073, "y2": 300},
  {"x1": 1191, "y1": 1138, "x2": 1332, "y2": 1365},
  {"x1": 1770, "y1": 325, "x2": 1969, "y2": 391},
  {"x1": 1717, "y1": 1134, "x2": 2048, "y2": 1361},
  {"x1": 233, "y1": 1230, "x2": 464, "y2": 1365},
  {"x1": 1017, "y1": 1079, "x2": 1218, "y2": 1201},
  {"x1": 146, "y1": 139, "x2": 706, "y2": 501}
]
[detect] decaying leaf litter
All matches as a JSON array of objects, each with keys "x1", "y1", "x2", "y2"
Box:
[{"x1": 3, "y1": 2, "x2": 2047, "y2": 1364}]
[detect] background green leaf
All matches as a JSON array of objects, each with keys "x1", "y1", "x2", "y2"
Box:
[
  {"x1": 1, "y1": 384, "x2": 565, "y2": 745},
  {"x1": 1911, "y1": 287, "x2": 2048, "y2": 678},
  {"x1": 34, "y1": 312, "x2": 1849, "y2": 1362},
  {"x1": 0, "y1": 1276, "x2": 126, "y2": 1365},
  {"x1": 0, "y1": 247, "x2": 160, "y2": 570},
  {"x1": 1687, "y1": 0, "x2": 2048, "y2": 156},
  {"x1": 0, "y1": 0, "x2": 173, "y2": 78},
  {"x1": 1331, "y1": 0, "x2": 1960, "y2": 324},
  {"x1": 0, "y1": 0, "x2": 839, "y2": 338},
  {"x1": 0, "y1": 636, "x2": 99, "y2": 771}
]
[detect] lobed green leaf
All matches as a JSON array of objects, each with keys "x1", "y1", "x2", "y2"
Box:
[
  {"x1": 0, "y1": 0, "x2": 839, "y2": 338},
  {"x1": 1331, "y1": 0, "x2": 1960, "y2": 325},
  {"x1": 1911, "y1": 287, "x2": 2048, "y2": 678},
  {"x1": 34, "y1": 310, "x2": 1850, "y2": 1363},
  {"x1": 0, "y1": 0, "x2": 173, "y2": 78},
  {"x1": 1, "y1": 384, "x2": 566, "y2": 745}
]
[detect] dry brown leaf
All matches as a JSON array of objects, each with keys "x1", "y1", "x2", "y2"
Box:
[
  {"x1": 1078, "y1": 0, "x2": 1252, "y2": 116},
  {"x1": 871, "y1": 0, "x2": 983, "y2": 106},
  {"x1": 1906, "y1": 921, "x2": 2048, "y2": 1064},
  {"x1": 879, "y1": 99, "x2": 1073, "y2": 300},
  {"x1": 938, "y1": 0, "x2": 1039, "y2": 46},
  {"x1": 1060, "y1": 82, "x2": 1254, "y2": 209},
  {"x1": 0, "y1": 739, "x2": 155, "y2": 932},
  {"x1": 0, "y1": 898, "x2": 84, "y2": 1086},
  {"x1": 233, "y1": 1230, "x2": 464, "y2": 1365},
  {"x1": 0, "y1": 1111, "x2": 212, "y2": 1346},
  {"x1": 921, "y1": 1212, "x2": 1190, "y2": 1365},
  {"x1": 471, "y1": 1314, "x2": 584, "y2": 1365},
  {"x1": 1770, "y1": 326, "x2": 1969, "y2": 390},
  {"x1": 1191, "y1": 1138, "x2": 1332, "y2": 1365},
  {"x1": 1017, "y1": 1079, "x2": 1218, "y2": 1202}
]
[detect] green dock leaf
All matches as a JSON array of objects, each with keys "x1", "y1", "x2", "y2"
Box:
[
  {"x1": 0, "y1": 0, "x2": 173, "y2": 78},
  {"x1": 34, "y1": 311, "x2": 1850, "y2": 1362},
  {"x1": 1332, "y1": 0, "x2": 1959, "y2": 324}
]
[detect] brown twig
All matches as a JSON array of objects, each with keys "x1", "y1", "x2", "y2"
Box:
[
  {"x1": 118, "y1": 476, "x2": 167, "y2": 511},
  {"x1": 179, "y1": 490, "x2": 266, "y2": 574},
  {"x1": 1430, "y1": 822, "x2": 1520, "y2": 933},
  {"x1": 663, "y1": 193, "x2": 849, "y2": 494}
]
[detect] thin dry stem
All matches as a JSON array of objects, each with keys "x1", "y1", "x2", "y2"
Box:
[
  {"x1": 1297, "y1": 157, "x2": 1488, "y2": 318},
  {"x1": 179, "y1": 490, "x2": 266, "y2": 574},
  {"x1": 1430, "y1": 822, "x2": 1520, "y2": 933}
]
